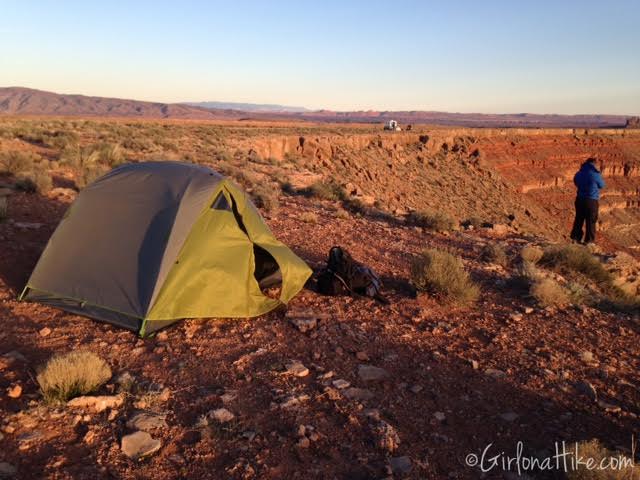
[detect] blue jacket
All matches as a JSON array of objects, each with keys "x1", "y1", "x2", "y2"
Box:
[{"x1": 574, "y1": 162, "x2": 605, "y2": 200}]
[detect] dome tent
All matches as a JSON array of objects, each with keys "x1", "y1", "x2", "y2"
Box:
[{"x1": 20, "y1": 161, "x2": 312, "y2": 336}]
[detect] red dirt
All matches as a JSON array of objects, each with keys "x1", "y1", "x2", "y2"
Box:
[{"x1": 1, "y1": 187, "x2": 639, "y2": 479}]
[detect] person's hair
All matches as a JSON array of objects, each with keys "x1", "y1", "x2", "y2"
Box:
[{"x1": 585, "y1": 157, "x2": 597, "y2": 163}]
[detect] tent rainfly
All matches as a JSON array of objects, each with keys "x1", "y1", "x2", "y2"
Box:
[{"x1": 20, "y1": 161, "x2": 312, "y2": 336}]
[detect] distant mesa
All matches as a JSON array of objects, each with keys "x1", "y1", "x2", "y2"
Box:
[
  {"x1": 185, "y1": 101, "x2": 309, "y2": 113},
  {"x1": 0, "y1": 87, "x2": 632, "y2": 128}
]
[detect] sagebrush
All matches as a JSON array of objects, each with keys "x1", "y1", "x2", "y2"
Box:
[
  {"x1": 566, "y1": 439, "x2": 638, "y2": 480},
  {"x1": 530, "y1": 277, "x2": 568, "y2": 306},
  {"x1": 411, "y1": 248, "x2": 479, "y2": 304},
  {"x1": 407, "y1": 210, "x2": 456, "y2": 232},
  {"x1": 37, "y1": 351, "x2": 112, "y2": 404}
]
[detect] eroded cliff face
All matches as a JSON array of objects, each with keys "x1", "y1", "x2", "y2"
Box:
[{"x1": 234, "y1": 128, "x2": 640, "y2": 252}]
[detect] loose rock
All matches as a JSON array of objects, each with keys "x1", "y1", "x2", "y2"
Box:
[
  {"x1": 485, "y1": 368, "x2": 506, "y2": 379},
  {"x1": 285, "y1": 360, "x2": 310, "y2": 377},
  {"x1": 210, "y1": 408, "x2": 235, "y2": 423},
  {"x1": 332, "y1": 379, "x2": 350, "y2": 389},
  {"x1": 499, "y1": 412, "x2": 519, "y2": 422},
  {"x1": 67, "y1": 395, "x2": 124, "y2": 412},
  {"x1": 358, "y1": 364, "x2": 389, "y2": 382},
  {"x1": 7, "y1": 385, "x2": 22, "y2": 399},
  {"x1": 126, "y1": 412, "x2": 168, "y2": 431},
  {"x1": 343, "y1": 387, "x2": 375, "y2": 401},
  {"x1": 121, "y1": 431, "x2": 161, "y2": 460},
  {"x1": 389, "y1": 456, "x2": 412, "y2": 475}
]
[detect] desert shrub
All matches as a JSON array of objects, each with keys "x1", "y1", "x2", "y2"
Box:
[
  {"x1": 60, "y1": 144, "x2": 100, "y2": 170},
  {"x1": 407, "y1": 210, "x2": 455, "y2": 232},
  {"x1": 521, "y1": 245, "x2": 544, "y2": 264},
  {"x1": 334, "y1": 208, "x2": 350, "y2": 219},
  {"x1": 122, "y1": 134, "x2": 152, "y2": 151},
  {"x1": 37, "y1": 351, "x2": 112, "y2": 404},
  {"x1": 0, "y1": 151, "x2": 38, "y2": 175},
  {"x1": 480, "y1": 243, "x2": 507, "y2": 266},
  {"x1": 302, "y1": 180, "x2": 345, "y2": 201},
  {"x1": 299, "y1": 211, "x2": 318, "y2": 223},
  {"x1": 96, "y1": 143, "x2": 125, "y2": 167},
  {"x1": 15, "y1": 171, "x2": 53, "y2": 194},
  {"x1": 530, "y1": 278, "x2": 568, "y2": 306},
  {"x1": 215, "y1": 150, "x2": 233, "y2": 162},
  {"x1": 463, "y1": 216, "x2": 483, "y2": 229},
  {"x1": 599, "y1": 287, "x2": 640, "y2": 314},
  {"x1": 566, "y1": 439, "x2": 636, "y2": 480},
  {"x1": 251, "y1": 185, "x2": 279, "y2": 213},
  {"x1": 411, "y1": 248, "x2": 479, "y2": 304},
  {"x1": 77, "y1": 163, "x2": 109, "y2": 189},
  {"x1": 540, "y1": 244, "x2": 611, "y2": 285},
  {"x1": 343, "y1": 197, "x2": 368, "y2": 215}
]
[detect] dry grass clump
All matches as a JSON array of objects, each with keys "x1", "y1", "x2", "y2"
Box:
[
  {"x1": 15, "y1": 171, "x2": 53, "y2": 194},
  {"x1": 411, "y1": 248, "x2": 479, "y2": 304},
  {"x1": 540, "y1": 244, "x2": 611, "y2": 285},
  {"x1": 407, "y1": 210, "x2": 456, "y2": 232},
  {"x1": 37, "y1": 351, "x2": 112, "y2": 404},
  {"x1": 299, "y1": 211, "x2": 319, "y2": 223},
  {"x1": 530, "y1": 277, "x2": 569, "y2": 306},
  {"x1": 302, "y1": 180, "x2": 345, "y2": 201},
  {"x1": 251, "y1": 185, "x2": 279, "y2": 213},
  {"x1": 480, "y1": 243, "x2": 507, "y2": 266},
  {"x1": 520, "y1": 245, "x2": 544, "y2": 264},
  {"x1": 566, "y1": 439, "x2": 637, "y2": 480},
  {"x1": 334, "y1": 208, "x2": 350, "y2": 219},
  {"x1": 0, "y1": 151, "x2": 38, "y2": 175}
]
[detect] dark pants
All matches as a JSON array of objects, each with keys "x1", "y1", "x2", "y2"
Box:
[{"x1": 570, "y1": 197, "x2": 599, "y2": 243}]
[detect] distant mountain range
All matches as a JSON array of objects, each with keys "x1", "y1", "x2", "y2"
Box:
[
  {"x1": 0, "y1": 87, "x2": 631, "y2": 128},
  {"x1": 185, "y1": 101, "x2": 308, "y2": 113}
]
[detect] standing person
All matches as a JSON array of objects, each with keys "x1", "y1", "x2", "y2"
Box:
[{"x1": 570, "y1": 157, "x2": 605, "y2": 244}]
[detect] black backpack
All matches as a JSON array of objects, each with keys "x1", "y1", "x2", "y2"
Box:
[{"x1": 317, "y1": 246, "x2": 388, "y2": 304}]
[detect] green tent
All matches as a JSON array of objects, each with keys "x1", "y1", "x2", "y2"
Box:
[{"x1": 20, "y1": 161, "x2": 312, "y2": 336}]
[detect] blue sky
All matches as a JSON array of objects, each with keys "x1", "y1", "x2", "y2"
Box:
[{"x1": 1, "y1": 0, "x2": 639, "y2": 114}]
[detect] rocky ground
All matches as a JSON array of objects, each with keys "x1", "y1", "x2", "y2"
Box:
[{"x1": 1, "y1": 184, "x2": 639, "y2": 479}]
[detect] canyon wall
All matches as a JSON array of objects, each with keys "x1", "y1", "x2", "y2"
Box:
[{"x1": 234, "y1": 127, "x2": 640, "y2": 251}]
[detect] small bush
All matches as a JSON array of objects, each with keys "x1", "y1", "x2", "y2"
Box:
[
  {"x1": 566, "y1": 439, "x2": 636, "y2": 480},
  {"x1": 96, "y1": 143, "x2": 125, "y2": 167},
  {"x1": 334, "y1": 208, "x2": 350, "y2": 219},
  {"x1": 0, "y1": 151, "x2": 37, "y2": 174},
  {"x1": 407, "y1": 210, "x2": 455, "y2": 232},
  {"x1": 541, "y1": 244, "x2": 611, "y2": 285},
  {"x1": 521, "y1": 245, "x2": 544, "y2": 264},
  {"x1": 411, "y1": 248, "x2": 479, "y2": 304},
  {"x1": 599, "y1": 287, "x2": 640, "y2": 314},
  {"x1": 77, "y1": 164, "x2": 108, "y2": 189},
  {"x1": 37, "y1": 351, "x2": 112, "y2": 404},
  {"x1": 251, "y1": 185, "x2": 279, "y2": 213},
  {"x1": 303, "y1": 180, "x2": 345, "y2": 201},
  {"x1": 480, "y1": 243, "x2": 507, "y2": 266},
  {"x1": 60, "y1": 144, "x2": 100, "y2": 170},
  {"x1": 299, "y1": 211, "x2": 318, "y2": 223},
  {"x1": 530, "y1": 278, "x2": 568, "y2": 306},
  {"x1": 463, "y1": 216, "x2": 483, "y2": 229},
  {"x1": 15, "y1": 171, "x2": 53, "y2": 194}
]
